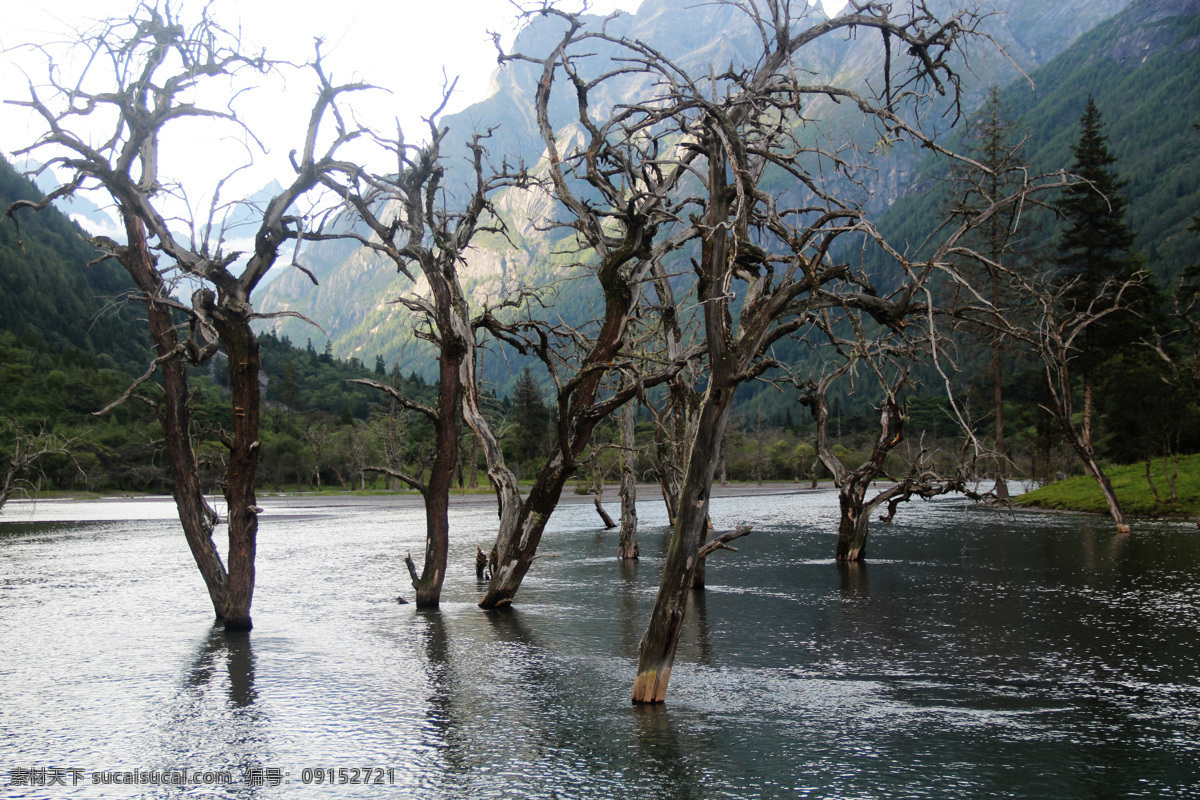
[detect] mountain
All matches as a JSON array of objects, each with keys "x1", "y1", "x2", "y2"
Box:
[
  {"x1": 255, "y1": 0, "x2": 1136, "y2": 381},
  {"x1": 879, "y1": 0, "x2": 1200, "y2": 284},
  {"x1": 0, "y1": 156, "x2": 148, "y2": 369}
]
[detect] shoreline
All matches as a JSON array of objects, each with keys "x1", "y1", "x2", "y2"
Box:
[{"x1": 13, "y1": 483, "x2": 1196, "y2": 524}]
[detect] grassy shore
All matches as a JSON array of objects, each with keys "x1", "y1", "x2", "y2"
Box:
[{"x1": 1016, "y1": 453, "x2": 1200, "y2": 518}]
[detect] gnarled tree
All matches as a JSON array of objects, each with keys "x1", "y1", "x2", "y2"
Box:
[
  {"x1": 621, "y1": 0, "x2": 1045, "y2": 704},
  {"x1": 4, "y1": 8, "x2": 366, "y2": 628},
  {"x1": 333, "y1": 104, "x2": 527, "y2": 608}
]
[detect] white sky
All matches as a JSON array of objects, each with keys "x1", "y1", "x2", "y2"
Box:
[{"x1": 1, "y1": 0, "x2": 845, "y2": 230}]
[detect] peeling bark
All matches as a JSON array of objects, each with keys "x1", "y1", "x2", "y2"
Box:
[{"x1": 618, "y1": 401, "x2": 639, "y2": 560}]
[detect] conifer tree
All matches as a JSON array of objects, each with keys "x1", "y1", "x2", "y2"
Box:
[
  {"x1": 1055, "y1": 96, "x2": 1140, "y2": 451},
  {"x1": 511, "y1": 367, "x2": 549, "y2": 467},
  {"x1": 952, "y1": 86, "x2": 1026, "y2": 498}
]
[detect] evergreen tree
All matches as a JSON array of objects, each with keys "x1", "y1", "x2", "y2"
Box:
[
  {"x1": 511, "y1": 367, "x2": 549, "y2": 465},
  {"x1": 1055, "y1": 96, "x2": 1143, "y2": 450},
  {"x1": 1057, "y1": 96, "x2": 1137, "y2": 297},
  {"x1": 374, "y1": 355, "x2": 386, "y2": 375}
]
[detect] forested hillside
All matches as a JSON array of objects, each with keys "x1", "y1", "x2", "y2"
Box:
[
  {"x1": 880, "y1": 0, "x2": 1200, "y2": 283},
  {"x1": 0, "y1": 158, "x2": 147, "y2": 368}
]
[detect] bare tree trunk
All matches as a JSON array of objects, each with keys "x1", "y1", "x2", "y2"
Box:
[
  {"x1": 479, "y1": 454, "x2": 571, "y2": 608},
  {"x1": 594, "y1": 496, "x2": 617, "y2": 528},
  {"x1": 1080, "y1": 451, "x2": 1130, "y2": 533},
  {"x1": 633, "y1": 380, "x2": 735, "y2": 703},
  {"x1": 992, "y1": 332, "x2": 1009, "y2": 499},
  {"x1": 653, "y1": 422, "x2": 680, "y2": 525},
  {"x1": 618, "y1": 401, "x2": 639, "y2": 560},
  {"x1": 1144, "y1": 459, "x2": 1160, "y2": 504},
  {"x1": 411, "y1": 343, "x2": 464, "y2": 607},
  {"x1": 124, "y1": 216, "x2": 231, "y2": 622},
  {"x1": 836, "y1": 482, "x2": 873, "y2": 562},
  {"x1": 209, "y1": 311, "x2": 263, "y2": 630}
]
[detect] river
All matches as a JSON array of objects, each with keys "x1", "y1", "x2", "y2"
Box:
[{"x1": 1, "y1": 489, "x2": 1198, "y2": 798}]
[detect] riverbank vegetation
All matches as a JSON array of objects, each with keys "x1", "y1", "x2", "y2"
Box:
[{"x1": 1017, "y1": 453, "x2": 1200, "y2": 518}]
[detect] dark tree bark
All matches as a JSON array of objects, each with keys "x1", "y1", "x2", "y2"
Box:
[
  {"x1": 470, "y1": 13, "x2": 700, "y2": 609},
  {"x1": 1019, "y1": 275, "x2": 1142, "y2": 533},
  {"x1": 629, "y1": 0, "x2": 1042, "y2": 703},
  {"x1": 617, "y1": 400, "x2": 640, "y2": 560},
  {"x1": 336, "y1": 117, "x2": 517, "y2": 608}
]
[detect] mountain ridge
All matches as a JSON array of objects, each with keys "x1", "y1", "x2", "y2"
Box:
[{"x1": 256, "y1": 0, "x2": 1139, "y2": 380}]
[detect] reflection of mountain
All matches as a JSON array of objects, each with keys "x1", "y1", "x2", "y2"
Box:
[{"x1": 256, "y1": 0, "x2": 1141, "y2": 382}]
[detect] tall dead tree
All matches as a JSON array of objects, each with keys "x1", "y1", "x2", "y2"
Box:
[
  {"x1": 622, "y1": 0, "x2": 1045, "y2": 704},
  {"x1": 1022, "y1": 273, "x2": 1146, "y2": 532},
  {"x1": 463, "y1": 10, "x2": 702, "y2": 609},
  {"x1": 331, "y1": 101, "x2": 525, "y2": 608},
  {"x1": 4, "y1": 8, "x2": 366, "y2": 629}
]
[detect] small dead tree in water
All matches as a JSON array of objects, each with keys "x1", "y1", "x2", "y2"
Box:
[
  {"x1": 792, "y1": 316, "x2": 989, "y2": 561},
  {"x1": 795, "y1": 322, "x2": 922, "y2": 562},
  {"x1": 0, "y1": 421, "x2": 81, "y2": 510},
  {"x1": 4, "y1": 9, "x2": 368, "y2": 629}
]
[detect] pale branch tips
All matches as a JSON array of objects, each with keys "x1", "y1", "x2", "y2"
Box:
[
  {"x1": 323, "y1": 94, "x2": 535, "y2": 608},
  {"x1": 597, "y1": 0, "x2": 1075, "y2": 705}
]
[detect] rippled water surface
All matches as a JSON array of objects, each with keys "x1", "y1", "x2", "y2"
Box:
[{"x1": 2, "y1": 490, "x2": 1198, "y2": 798}]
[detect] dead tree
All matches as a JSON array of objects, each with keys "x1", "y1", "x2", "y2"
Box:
[
  {"x1": 0, "y1": 421, "x2": 80, "y2": 509},
  {"x1": 794, "y1": 317, "x2": 975, "y2": 561},
  {"x1": 1023, "y1": 273, "x2": 1147, "y2": 532},
  {"x1": 463, "y1": 10, "x2": 703, "y2": 610},
  {"x1": 617, "y1": 398, "x2": 639, "y2": 559},
  {"x1": 330, "y1": 100, "x2": 526, "y2": 608},
  {"x1": 4, "y1": 8, "x2": 367, "y2": 629},
  {"x1": 624, "y1": 0, "x2": 1040, "y2": 704}
]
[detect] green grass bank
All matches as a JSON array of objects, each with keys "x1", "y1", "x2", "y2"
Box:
[{"x1": 1016, "y1": 454, "x2": 1200, "y2": 518}]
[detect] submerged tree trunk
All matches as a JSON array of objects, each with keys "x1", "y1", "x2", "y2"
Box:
[
  {"x1": 594, "y1": 496, "x2": 617, "y2": 529},
  {"x1": 991, "y1": 332, "x2": 1009, "y2": 500},
  {"x1": 208, "y1": 308, "x2": 263, "y2": 630},
  {"x1": 123, "y1": 216, "x2": 231, "y2": 622},
  {"x1": 478, "y1": 455, "x2": 571, "y2": 608},
  {"x1": 412, "y1": 344, "x2": 464, "y2": 607},
  {"x1": 618, "y1": 401, "x2": 639, "y2": 560},
  {"x1": 836, "y1": 482, "x2": 873, "y2": 562},
  {"x1": 633, "y1": 379, "x2": 735, "y2": 704}
]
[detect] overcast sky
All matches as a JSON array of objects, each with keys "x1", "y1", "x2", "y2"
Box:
[{"x1": 1, "y1": 0, "x2": 844, "y2": 230}]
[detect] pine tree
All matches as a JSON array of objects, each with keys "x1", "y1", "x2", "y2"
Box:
[
  {"x1": 1058, "y1": 96, "x2": 1136, "y2": 298},
  {"x1": 511, "y1": 367, "x2": 549, "y2": 465},
  {"x1": 951, "y1": 86, "x2": 1027, "y2": 498},
  {"x1": 1055, "y1": 96, "x2": 1142, "y2": 450}
]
